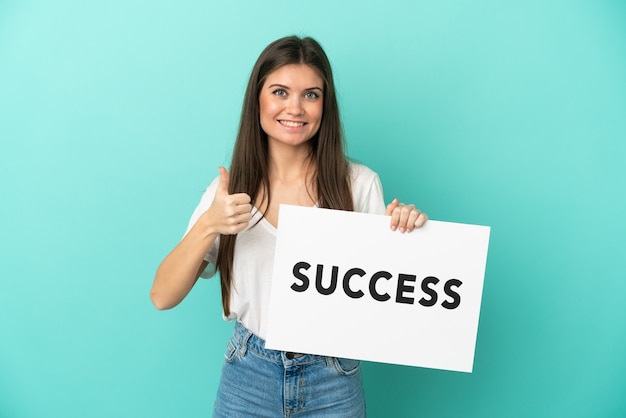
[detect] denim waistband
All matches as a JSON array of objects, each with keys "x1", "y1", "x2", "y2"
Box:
[{"x1": 231, "y1": 322, "x2": 332, "y2": 366}]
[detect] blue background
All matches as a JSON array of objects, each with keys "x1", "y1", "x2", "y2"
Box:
[{"x1": 1, "y1": 1, "x2": 625, "y2": 417}]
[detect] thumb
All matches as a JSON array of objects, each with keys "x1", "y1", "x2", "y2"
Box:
[{"x1": 217, "y1": 166, "x2": 230, "y2": 195}]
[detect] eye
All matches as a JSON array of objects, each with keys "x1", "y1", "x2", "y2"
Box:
[
  {"x1": 272, "y1": 89, "x2": 287, "y2": 97},
  {"x1": 304, "y1": 91, "x2": 320, "y2": 100}
]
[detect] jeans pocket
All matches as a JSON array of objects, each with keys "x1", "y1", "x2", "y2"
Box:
[
  {"x1": 225, "y1": 339, "x2": 238, "y2": 363},
  {"x1": 332, "y1": 357, "x2": 361, "y2": 376}
]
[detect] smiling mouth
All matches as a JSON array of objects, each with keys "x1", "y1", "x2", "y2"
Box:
[{"x1": 278, "y1": 120, "x2": 306, "y2": 127}]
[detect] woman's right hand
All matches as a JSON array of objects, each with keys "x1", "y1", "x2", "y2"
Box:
[
  {"x1": 150, "y1": 167, "x2": 252, "y2": 310},
  {"x1": 200, "y1": 166, "x2": 252, "y2": 236}
]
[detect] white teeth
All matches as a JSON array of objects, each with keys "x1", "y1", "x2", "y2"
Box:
[{"x1": 279, "y1": 120, "x2": 305, "y2": 127}]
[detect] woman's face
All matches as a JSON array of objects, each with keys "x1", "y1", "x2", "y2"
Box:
[{"x1": 259, "y1": 64, "x2": 324, "y2": 149}]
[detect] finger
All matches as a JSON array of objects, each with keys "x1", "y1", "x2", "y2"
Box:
[
  {"x1": 224, "y1": 202, "x2": 252, "y2": 218},
  {"x1": 414, "y1": 212, "x2": 428, "y2": 228},
  {"x1": 232, "y1": 203, "x2": 253, "y2": 216},
  {"x1": 387, "y1": 198, "x2": 399, "y2": 230},
  {"x1": 217, "y1": 166, "x2": 230, "y2": 195},
  {"x1": 406, "y1": 209, "x2": 421, "y2": 232},
  {"x1": 385, "y1": 198, "x2": 399, "y2": 216},
  {"x1": 225, "y1": 212, "x2": 253, "y2": 235},
  {"x1": 229, "y1": 192, "x2": 252, "y2": 205},
  {"x1": 224, "y1": 222, "x2": 248, "y2": 235},
  {"x1": 233, "y1": 211, "x2": 253, "y2": 225},
  {"x1": 397, "y1": 204, "x2": 413, "y2": 233}
]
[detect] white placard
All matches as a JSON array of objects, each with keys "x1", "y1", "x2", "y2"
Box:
[{"x1": 265, "y1": 205, "x2": 490, "y2": 373}]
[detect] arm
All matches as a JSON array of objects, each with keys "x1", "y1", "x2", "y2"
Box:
[
  {"x1": 150, "y1": 224, "x2": 216, "y2": 310},
  {"x1": 150, "y1": 167, "x2": 252, "y2": 310}
]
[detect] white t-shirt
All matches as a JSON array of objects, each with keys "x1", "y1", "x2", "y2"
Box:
[{"x1": 184, "y1": 163, "x2": 386, "y2": 340}]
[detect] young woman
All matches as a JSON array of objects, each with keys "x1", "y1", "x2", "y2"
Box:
[{"x1": 150, "y1": 35, "x2": 427, "y2": 417}]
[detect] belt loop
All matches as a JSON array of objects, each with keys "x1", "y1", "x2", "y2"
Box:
[
  {"x1": 326, "y1": 356, "x2": 334, "y2": 367},
  {"x1": 239, "y1": 330, "x2": 252, "y2": 356}
]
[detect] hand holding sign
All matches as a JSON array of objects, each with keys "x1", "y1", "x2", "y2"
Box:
[
  {"x1": 202, "y1": 167, "x2": 252, "y2": 235},
  {"x1": 386, "y1": 198, "x2": 428, "y2": 233}
]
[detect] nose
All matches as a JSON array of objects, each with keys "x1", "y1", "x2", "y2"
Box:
[{"x1": 285, "y1": 96, "x2": 304, "y2": 115}]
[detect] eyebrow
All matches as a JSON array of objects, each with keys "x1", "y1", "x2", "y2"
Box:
[{"x1": 268, "y1": 83, "x2": 323, "y2": 91}]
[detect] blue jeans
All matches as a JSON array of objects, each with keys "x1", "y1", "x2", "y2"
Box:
[{"x1": 213, "y1": 322, "x2": 367, "y2": 417}]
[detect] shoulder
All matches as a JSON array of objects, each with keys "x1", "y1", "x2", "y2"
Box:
[
  {"x1": 183, "y1": 175, "x2": 221, "y2": 236},
  {"x1": 348, "y1": 162, "x2": 386, "y2": 214},
  {"x1": 205, "y1": 175, "x2": 221, "y2": 196},
  {"x1": 349, "y1": 162, "x2": 380, "y2": 185},
  {"x1": 195, "y1": 175, "x2": 221, "y2": 208}
]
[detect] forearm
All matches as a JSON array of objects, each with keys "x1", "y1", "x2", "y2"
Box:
[{"x1": 150, "y1": 226, "x2": 217, "y2": 310}]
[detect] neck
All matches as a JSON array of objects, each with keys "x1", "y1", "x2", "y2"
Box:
[{"x1": 267, "y1": 141, "x2": 315, "y2": 182}]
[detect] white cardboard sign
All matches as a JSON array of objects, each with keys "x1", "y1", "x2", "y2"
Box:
[{"x1": 265, "y1": 205, "x2": 490, "y2": 373}]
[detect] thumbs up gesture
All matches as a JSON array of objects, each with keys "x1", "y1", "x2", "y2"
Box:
[{"x1": 203, "y1": 167, "x2": 253, "y2": 235}]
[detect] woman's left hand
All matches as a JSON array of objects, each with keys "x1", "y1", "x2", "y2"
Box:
[{"x1": 386, "y1": 198, "x2": 428, "y2": 233}]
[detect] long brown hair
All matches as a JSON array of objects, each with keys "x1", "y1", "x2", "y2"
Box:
[{"x1": 216, "y1": 36, "x2": 353, "y2": 316}]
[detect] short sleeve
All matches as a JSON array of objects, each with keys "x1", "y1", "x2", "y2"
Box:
[
  {"x1": 183, "y1": 176, "x2": 221, "y2": 278},
  {"x1": 350, "y1": 163, "x2": 386, "y2": 215}
]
